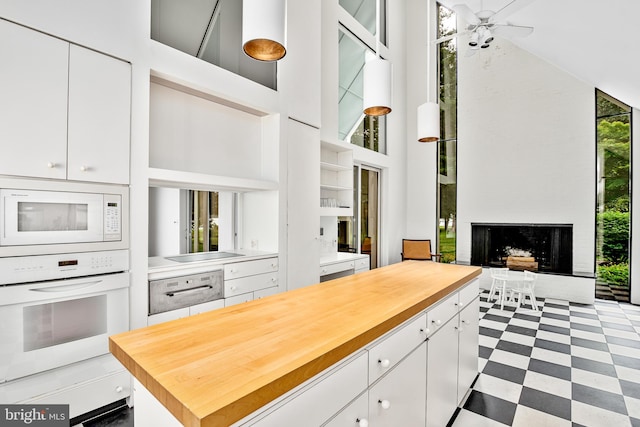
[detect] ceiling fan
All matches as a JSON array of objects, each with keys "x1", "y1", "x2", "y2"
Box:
[{"x1": 436, "y1": 0, "x2": 535, "y2": 55}]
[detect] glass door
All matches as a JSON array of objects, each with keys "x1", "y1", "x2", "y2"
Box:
[{"x1": 338, "y1": 165, "x2": 380, "y2": 269}]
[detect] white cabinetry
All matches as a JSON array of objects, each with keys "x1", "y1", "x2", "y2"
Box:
[
  {"x1": 426, "y1": 279, "x2": 480, "y2": 427},
  {"x1": 67, "y1": 45, "x2": 131, "y2": 184},
  {"x1": 0, "y1": 18, "x2": 68, "y2": 180},
  {"x1": 368, "y1": 343, "x2": 427, "y2": 427},
  {"x1": 287, "y1": 120, "x2": 320, "y2": 290},
  {"x1": 224, "y1": 257, "x2": 279, "y2": 306},
  {"x1": 320, "y1": 141, "x2": 353, "y2": 216},
  {"x1": 241, "y1": 352, "x2": 368, "y2": 427},
  {"x1": 0, "y1": 19, "x2": 131, "y2": 184}
]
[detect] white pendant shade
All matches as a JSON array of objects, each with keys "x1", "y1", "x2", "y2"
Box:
[
  {"x1": 417, "y1": 102, "x2": 440, "y2": 142},
  {"x1": 242, "y1": 0, "x2": 286, "y2": 62},
  {"x1": 363, "y1": 57, "x2": 392, "y2": 116}
]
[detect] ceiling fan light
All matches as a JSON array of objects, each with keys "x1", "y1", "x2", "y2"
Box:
[
  {"x1": 468, "y1": 31, "x2": 479, "y2": 47},
  {"x1": 242, "y1": 0, "x2": 287, "y2": 61},
  {"x1": 481, "y1": 28, "x2": 494, "y2": 44},
  {"x1": 363, "y1": 57, "x2": 392, "y2": 116},
  {"x1": 417, "y1": 102, "x2": 440, "y2": 143}
]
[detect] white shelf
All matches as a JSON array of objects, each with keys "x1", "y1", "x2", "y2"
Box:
[
  {"x1": 320, "y1": 207, "x2": 352, "y2": 217},
  {"x1": 320, "y1": 184, "x2": 352, "y2": 191},
  {"x1": 320, "y1": 161, "x2": 352, "y2": 172},
  {"x1": 320, "y1": 142, "x2": 353, "y2": 215},
  {"x1": 148, "y1": 167, "x2": 278, "y2": 192}
]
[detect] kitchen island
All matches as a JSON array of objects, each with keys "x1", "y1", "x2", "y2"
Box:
[{"x1": 109, "y1": 261, "x2": 482, "y2": 427}]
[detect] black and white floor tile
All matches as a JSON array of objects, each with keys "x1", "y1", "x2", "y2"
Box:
[{"x1": 450, "y1": 290, "x2": 640, "y2": 427}]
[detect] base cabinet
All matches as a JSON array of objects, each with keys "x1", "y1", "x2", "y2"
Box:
[
  {"x1": 458, "y1": 297, "x2": 480, "y2": 403},
  {"x1": 368, "y1": 343, "x2": 427, "y2": 427},
  {"x1": 426, "y1": 316, "x2": 459, "y2": 427}
]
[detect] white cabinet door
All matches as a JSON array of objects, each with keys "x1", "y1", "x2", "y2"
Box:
[
  {"x1": 67, "y1": 45, "x2": 131, "y2": 184},
  {"x1": 0, "y1": 19, "x2": 68, "y2": 180},
  {"x1": 286, "y1": 119, "x2": 320, "y2": 290},
  {"x1": 368, "y1": 343, "x2": 427, "y2": 427},
  {"x1": 457, "y1": 297, "x2": 479, "y2": 404},
  {"x1": 322, "y1": 392, "x2": 368, "y2": 427},
  {"x1": 426, "y1": 316, "x2": 459, "y2": 427}
]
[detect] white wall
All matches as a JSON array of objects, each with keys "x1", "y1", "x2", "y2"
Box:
[
  {"x1": 456, "y1": 39, "x2": 595, "y2": 276},
  {"x1": 149, "y1": 83, "x2": 265, "y2": 180}
]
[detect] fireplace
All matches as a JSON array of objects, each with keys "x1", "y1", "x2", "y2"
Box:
[{"x1": 471, "y1": 223, "x2": 573, "y2": 274}]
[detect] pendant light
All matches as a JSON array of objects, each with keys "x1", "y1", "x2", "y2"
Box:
[
  {"x1": 417, "y1": 0, "x2": 440, "y2": 142},
  {"x1": 363, "y1": 56, "x2": 392, "y2": 116},
  {"x1": 242, "y1": 0, "x2": 287, "y2": 62},
  {"x1": 363, "y1": 0, "x2": 391, "y2": 116}
]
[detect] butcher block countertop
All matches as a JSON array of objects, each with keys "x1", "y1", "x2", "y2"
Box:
[{"x1": 109, "y1": 261, "x2": 481, "y2": 427}]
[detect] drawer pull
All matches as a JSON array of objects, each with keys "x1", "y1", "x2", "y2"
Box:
[
  {"x1": 166, "y1": 285, "x2": 212, "y2": 297},
  {"x1": 356, "y1": 418, "x2": 369, "y2": 427},
  {"x1": 115, "y1": 386, "x2": 123, "y2": 393},
  {"x1": 379, "y1": 399, "x2": 391, "y2": 410},
  {"x1": 378, "y1": 359, "x2": 391, "y2": 368},
  {"x1": 432, "y1": 319, "x2": 442, "y2": 326},
  {"x1": 455, "y1": 326, "x2": 463, "y2": 333},
  {"x1": 423, "y1": 328, "x2": 431, "y2": 335}
]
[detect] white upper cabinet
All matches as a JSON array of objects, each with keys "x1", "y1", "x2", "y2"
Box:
[
  {"x1": 68, "y1": 45, "x2": 131, "y2": 184},
  {"x1": 0, "y1": 19, "x2": 69, "y2": 180},
  {"x1": 0, "y1": 19, "x2": 131, "y2": 184}
]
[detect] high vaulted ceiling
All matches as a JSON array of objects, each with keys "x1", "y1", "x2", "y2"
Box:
[{"x1": 436, "y1": 0, "x2": 640, "y2": 109}]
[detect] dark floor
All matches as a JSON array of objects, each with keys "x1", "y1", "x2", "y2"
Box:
[
  {"x1": 76, "y1": 404, "x2": 133, "y2": 427},
  {"x1": 450, "y1": 290, "x2": 640, "y2": 426}
]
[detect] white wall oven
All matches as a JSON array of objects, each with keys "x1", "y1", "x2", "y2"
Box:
[{"x1": 0, "y1": 177, "x2": 129, "y2": 257}]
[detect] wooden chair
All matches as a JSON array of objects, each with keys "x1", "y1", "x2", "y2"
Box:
[{"x1": 401, "y1": 239, "x2": 442, "y2": 262}]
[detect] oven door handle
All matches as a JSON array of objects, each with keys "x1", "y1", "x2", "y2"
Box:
[
  {"x1": 166, "y1": 285, "x2": 213, "y2": 297},
  {"x1": 29, "y1": 280, "x2": 102, "y2": 293}
]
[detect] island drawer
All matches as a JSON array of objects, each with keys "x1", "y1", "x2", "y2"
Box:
[
  {"x1": 239, "y1": 352, "x2": 368, "y2": 427},
  {"x1": 458, "y1": 278, "x2": 480, "y2": 308},
  {"x1": 225, "y1": 257, "x2": 278, "y2": 280},
  {"x1": 426, "y1": 292, "x2": 458, "y2": 336},
  {"x1": 368, "y1": 312, "x2": 427, "y2": 384}
]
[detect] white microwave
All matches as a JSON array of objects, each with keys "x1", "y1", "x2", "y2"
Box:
[{"x1": 0, "y1": 178, "x2": 129, "y2": 256}]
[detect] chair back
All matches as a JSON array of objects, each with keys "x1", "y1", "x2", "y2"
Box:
[
  {"x1": 402, "y1": 239, "x2": 433, "y2": 261},
  {"x1": 523, "y1": 270, "x2": 537, "y2": 289},
  {"x1": 490, "y1": 267, "x2": 509, "y2": 279}
]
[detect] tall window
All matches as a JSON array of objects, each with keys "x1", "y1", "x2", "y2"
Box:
[
  {"x1": 596, "y1": 90, "x2": 631, "y2": 302},
  {"x1": 338, "y1": 0, "x2": 388, "y2": 154},
  {"x1": 437, "y1": 3, "x2": 457, "y2": 263}
]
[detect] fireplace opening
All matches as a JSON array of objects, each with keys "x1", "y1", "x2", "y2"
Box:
[{"x1": 471, "y1": 223, "x2": 572, "y2": 274}]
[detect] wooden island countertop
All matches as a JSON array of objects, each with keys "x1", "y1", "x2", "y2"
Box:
[{"x1": 109, "y1": 261, "x2": 481, "y2": 427}]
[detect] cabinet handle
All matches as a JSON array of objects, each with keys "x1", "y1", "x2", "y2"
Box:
[
  {"x1": 462, "y1": 319, "x2": 470, "y2": 325},
  {"x1": 378, "y1": 359, "x2": 391, "y2": 368},
  {"x1": 379, "y1": 399, "x2": 391, "y2": 410},
  {"x1": 115, "y1": 386, "x2": 123, "y2": 393},
  {"x1": 455, "y1": 326, "x2": 463, "y2": 333},
  {"x1": 423, "y1": 328, "x2": 431, "y2": 335},
  {"x1": 432, "y1": 319, "x2": 442, "y2": 326},
  {"x1": 80, "y1": 165, "x2": 88, "y2": 172},
  {"x1": 271, "y1": 263, "x2": 277, "y2": 268},
  {"x1": 356, "y1": 418, "x2": 369, "y2": 427},
  {"x1": 271, "y1": 277, "x2": 276, "y2": 282},
  {"x1": 47, "y1": 162, "x2": 56, "y2": 169}
]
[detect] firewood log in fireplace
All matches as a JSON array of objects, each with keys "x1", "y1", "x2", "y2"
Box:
[{"x1": 506, "y1": 256, "x2": 538, "y2": 271}]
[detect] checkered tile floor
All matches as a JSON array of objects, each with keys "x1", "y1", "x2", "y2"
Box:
[{"x1": 449, "y1": 290, "x2": 640, "y2": 427}]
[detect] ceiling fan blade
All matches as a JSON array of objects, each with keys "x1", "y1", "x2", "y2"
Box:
[
  {"x1": 452, "y1": 4, "x2": 481, "y2": 25},
  {"x1": 492, "y1": 24, "x2": 534, "y2": 38},
  {"x1": 489, "y1": 0, "x2": 536, "y2": 24},
  {"x1": 433, "y1": 30, "x2": 471, "y2": 44}
]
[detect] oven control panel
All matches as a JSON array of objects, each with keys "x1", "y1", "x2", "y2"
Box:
[{"x1": 0, "y1": 250, "x2": 130, "y2": 285}]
